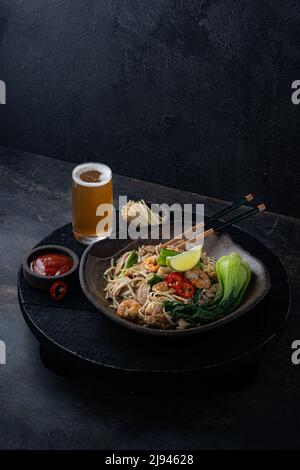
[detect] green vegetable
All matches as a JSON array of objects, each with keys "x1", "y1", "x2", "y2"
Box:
[
  {"x1": 149, "y1": 274, "x2": 163, "y2": 287},
  {"x1": 195, "y1": 261, "x2": 204, "y2": 270},
  {"x1": 164, "y1": 252, "x2": 251, "y2": 325},
  {"x1": 192, "y1": 288, "x2": 201, "y2": 305},
  {"x1": 216, "y1": 252, "x2": 251, "y2": 310},
  {"x1": 119, "y1": 250, "x2": 138, "y2": 276},
  {"x1": 124, "y1": 250, "x2": 138, "y2": 269},
  {"x1": 158, "y1": 248, "x2": 179, "y2": 266}
]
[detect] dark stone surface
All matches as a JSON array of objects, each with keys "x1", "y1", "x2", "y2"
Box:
[
  {"x1": 0, "y1": 146, "x2": 300, "y2": 449},
  {"x1": 0, "y1": 1, "x2": 299, "y2": 216}
]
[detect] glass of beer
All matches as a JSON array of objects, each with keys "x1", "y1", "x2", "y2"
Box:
[{"x1": 72, "y1": 162, "x2": 113, "y2": 245}]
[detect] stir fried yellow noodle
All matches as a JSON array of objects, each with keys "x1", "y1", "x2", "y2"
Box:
[{"x1": 103, "y1": 244, "x2": 219, "y2": 330}]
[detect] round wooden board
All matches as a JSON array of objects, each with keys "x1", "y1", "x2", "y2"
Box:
[{"x1": 18, "y1": 223, "x2": 291, "y2": 373}]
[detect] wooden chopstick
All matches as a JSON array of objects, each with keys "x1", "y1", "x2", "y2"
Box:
[
  {"x1": 174, "y1": 203, "x2": 266, "y2": 250},
  {"x1": 161, "y1": 193, "x2": 254, "y2": 248},
  {"x1": 205, "y1": 193, "x2": 254, "y2": 228},
  {"x1": 206, "y1": 203, "x2": 266, "y2": 234}
]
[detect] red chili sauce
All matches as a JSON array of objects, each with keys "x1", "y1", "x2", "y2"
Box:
[{"x1": 30, "y1": 252, "x2": 73, "y2": 277}]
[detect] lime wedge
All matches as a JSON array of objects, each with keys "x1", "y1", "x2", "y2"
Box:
[{"x1": 167, "y1": 245, "x2": 202, "y2": 272}]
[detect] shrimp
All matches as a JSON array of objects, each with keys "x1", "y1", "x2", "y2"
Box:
[
  {"x1": 143, "y1": 255, "x2": 159, "y2": 273},
  {"x1": 117, "y1": 299, "x2": 141, "y2": 321},
  {"x1": 185, "y1": 268, "x2": 211, "y2": 289}
]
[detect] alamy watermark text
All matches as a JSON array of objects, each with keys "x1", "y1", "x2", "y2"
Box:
[
  {"x1": 0, "y1": 80, "x2": 6, "y2": 104},
  {"x1": 0, "y1": 340, "x2": 6, "y2": 365}
]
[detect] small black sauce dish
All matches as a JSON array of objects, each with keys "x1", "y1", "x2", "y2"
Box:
[{"x1": 23, "y1": 244, "x2": 79, "y2": 290}]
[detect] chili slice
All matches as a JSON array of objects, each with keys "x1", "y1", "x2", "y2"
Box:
[
  {"x1": 175, "y1": 280, "x2": 195, "y2": 299},
  {"x1": 50, "y1": 281, "x2": 68, "y2": 301},
  {"x1": 166, "y1": 272, "x2": 184, "y2": 289}
]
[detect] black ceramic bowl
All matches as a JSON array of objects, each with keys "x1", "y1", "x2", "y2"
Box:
[
  {"x1": 23, "y1": 244, "x2": 79, "y2": 290},
  {"x1": 79, "y1": 232, "x2": 271, "y2": 337}
]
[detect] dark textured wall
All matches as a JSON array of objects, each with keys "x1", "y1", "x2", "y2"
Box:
[{"x1": 0, "y1": 0, "x2": 299, "y2": 216}]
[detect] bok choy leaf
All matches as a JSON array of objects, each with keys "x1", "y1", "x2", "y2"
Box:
[{"x1": 164, "y1": 252, "x2": 251, "y2": 324}]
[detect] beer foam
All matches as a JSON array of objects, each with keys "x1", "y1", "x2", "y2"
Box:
[{"x1": 72, "y1": 162, "x2": 112, "y2": 187}]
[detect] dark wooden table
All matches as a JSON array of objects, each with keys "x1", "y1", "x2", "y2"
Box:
[{"x1": 1, "y1": 146, "x2": 300, "y2": 449}]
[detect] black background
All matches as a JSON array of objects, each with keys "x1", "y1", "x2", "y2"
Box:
[{"x1": 0, "y1": 0, "x2": 299, "y2": 216}]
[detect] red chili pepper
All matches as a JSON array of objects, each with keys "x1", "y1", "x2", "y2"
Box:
[
  {"x1": 175, "y1": 280, "x2": 195, "y2": 298},
  {"x1": 50, "y1": 281, "x2": 68, "y2": 301},
  {"x1": 166, "y1": 272, "x2": 185, "y2": 289}
]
